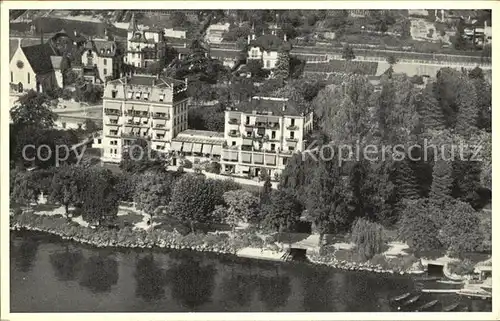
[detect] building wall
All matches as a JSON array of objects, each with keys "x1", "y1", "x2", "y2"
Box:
[
  {"x1": 81, "y1": 50, "x2": 117, "y2": 82},
  {"x1": 125, "y1": 30, "x2": 163, "y2": 68},
  {"x1": 101, "y1": 78, "x2": 188, "y2": 162},
  {"x1": 221, "y1": 107, "x2": 313, "y2": 179},
  {"x1": 247, "y1": 46, "x2": 279, "y2": 69},
  {"x1": 164, "y1": 28, "x2": 186, "y2": 39},
  {"x1": 10, "y1": 47, "x2": 38, "y2": 92}
]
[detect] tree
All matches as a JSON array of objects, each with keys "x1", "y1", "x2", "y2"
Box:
[
  {"x1": 223, "y1": 190, "x2": 260, "y2": 232},
  {"x1": 262, "y1": 189, "x2": 302, "y2": 244},
  {"x1": 452, "y1": 18, "x2": 468, "y2": 50},
  {"x1": 120, "y1": 138, "x2": 166, "y2": 174},
  {"x1": 114, "y1": 172, "x2": 137, "y2": 202},
  {"x1": 134, "y1": 171, "x2": 173, "y2": 220},
  {"x1": 10, "y1": 90, "x2": 58, "y2": 128},
  {"x1": 452, "y1": 159, "x2": 482, "y2": 209},
  {"x1": 49, "y1": 165, "x2": 85, "y2": 218},
  {"x1": 386, "y1": 55, "x2": 398, "y2": 66},
  {"x1": 306, "y1": 158, "x2": 348, "y2": 245},
  {"x1": 84, "y1": 118, "x2": 100, "y2": 133},
  {"x1": 455, "y1": 78, "x2": 478, "y2": 136},
  {"x1": 440, "y1": 200, "x2": 483, "y2": 255},
  {"x1": 341, "y1": 43, "x2": 355, "y2": 61},
  {"x1": 80, "y1": 168, "x2": 119, "y2": 225},
  {"x1": 10, "y1": 170, "x2": 39, "y2": 207},
  {"x1": 416, "y1": 82, "x2": 446, "y2": 131},
  {"x1": 171, "y1": 12, "x2": 187, "y2": 28},
  {"x1": 246, "y1": 59, "x2": 269, "y2": 81},
  {"x1": 430, "y1": 160, "x2": 453, "y2": 201},
  {"x1": 260, "y1": 175, "x2": 273, "y2": 207},
  {"x1": 398, "y1": 199, "x2": 443, "y2": 253},
  {"x1": 351, "y1": 218, "x2": 385, "y2": 260},
  {"x1": 168, "y1": 174, "x2": 221, "y2": 231},
  {"x1": 273, "y1": 50, "x2": 290, "y2": 80}
]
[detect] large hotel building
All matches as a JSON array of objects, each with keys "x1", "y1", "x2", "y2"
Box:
[
  {"x1": 101, "y1": 74, "x2": 189, "y2": 162},
  {"x1": 222, "y1": 97, "x2": 313, "y2": 179}
]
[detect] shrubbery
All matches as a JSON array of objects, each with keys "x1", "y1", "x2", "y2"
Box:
[{"x1": 351, "y1": 218, "x2": 386, "y2": 260}]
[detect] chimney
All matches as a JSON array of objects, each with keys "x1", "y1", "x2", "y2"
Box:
[
  {"x1": 282, "y1": 104, "x2": 286, "y2": 112},
  {"x1": 247, "y1": 34, "x2": 251, "y2": 44},
  {"x1": 284, "y1": 33, "x2": 287, "y2": 42},
  {"x1": 183, "y1": 42, "x2": 187, "y2": 48},
  {"x1": 184, "y1": 78, "x2": 188, "y2": 87},
  {"x1": 74, "y1": 30, "x2": 77, "y2": 36},
  {"x1": 252, "y1": 34, "x2": 256, "y2": 40}
]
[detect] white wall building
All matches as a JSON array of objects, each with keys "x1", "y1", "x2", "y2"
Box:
[{"x1": 247, "y1": 33, "x2": 291, "y2": 70}]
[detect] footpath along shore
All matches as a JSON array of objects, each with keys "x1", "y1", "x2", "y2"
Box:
[{"x1": 10, "y1": 214, "x2": 424, "y2": 277}]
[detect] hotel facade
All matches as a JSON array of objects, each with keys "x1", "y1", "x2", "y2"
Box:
[
  {"x1": 101, "y1": 74, "x2": 189, "y2": 162},
  {"x1": 221, "y1": 97, "x2": 313, "y2": 179}
]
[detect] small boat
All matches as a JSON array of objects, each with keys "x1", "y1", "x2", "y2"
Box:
[
  {"x1": 442, "y1": 302, "x2": 460, "y2": 312},
  {"x1": 415, "y1": 299, "x2": 438, "y2": 312},
  {"x1": 401, "y1": 295, "x2": 421, "y2": 307},
  {"x1": 390, "y1": 292, "x2": 411, "y2": 302}
]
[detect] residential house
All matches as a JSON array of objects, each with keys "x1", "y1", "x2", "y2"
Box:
[
  {"x1": 9, "y1": 41, "x2": 60, "y2": 93},
  {"x1": 81, "y1": 38, "x2": 120, "y2": 84},
  {"x1": 210, "y1": 48, "x2": 242, "y2": 69},
  {"x1": 164, "y1": 28, "x2": 187, "y2": 39},
  {"x1": 247, "y1": 33, "x2": 292, "y2": 70},
  {"x1": 205, "y1": 23, "x2": 230, "y2": 44},
  {"x1": 125, "y1": 13, "x2": 166, "y2": 69},
  {"x1": 101, "y1": 74, "x2": 189, "y2": 163},
  {"x1": 221, "y1": 96, "x2": 313, "y2": 179}
]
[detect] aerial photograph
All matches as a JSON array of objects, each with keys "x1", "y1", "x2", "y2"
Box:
[{"x1": 5, "y1": 6, "x2": 493, "y2": 315}]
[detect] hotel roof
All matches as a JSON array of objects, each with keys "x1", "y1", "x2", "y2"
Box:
[
  {"x1": 233, "y1": 97, "x2": 304, "y2": 117},
  {"x1": 107, "y1": 74, "x2": 186, "y2": 88}
]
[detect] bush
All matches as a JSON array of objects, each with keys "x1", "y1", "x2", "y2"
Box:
[
  {"x1": 351, "y1": 218, "x2": 386, "y2": 260},
  {"x1": 448, "y1": 259, "x2": 475, "y2": 276},
  {"x1": 206, "y1": 162, "x2": 221, "y2": 174}
]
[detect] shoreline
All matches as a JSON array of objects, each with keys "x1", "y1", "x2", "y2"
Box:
[{"x1": 10, "y1": 216, "x2": 422, "y2": 277}]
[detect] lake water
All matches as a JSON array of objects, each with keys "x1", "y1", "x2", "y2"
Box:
[{"x1": 10, "y1": 230, "x2": 491, "y2": 312}]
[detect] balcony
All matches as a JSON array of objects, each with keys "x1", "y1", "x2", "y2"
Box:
[
  {"x1": 151, "y1": 136, "x2": 167, "y2": 141},
  {"x1": 104, "y1": 109, "x2": 121, "y2": 116},
  {"x1": 286, "y1": 137, "x2": 298, "y2": 142},
  {"x1": 107, "y1": 132, "x2": 120, "y2": 138},
  {"x1": 151, "y1": 113, "x2": 170, "y2": 120},
  {"x1": 287, "y1": 125, "x2": 299, "y2": 130},
  {"x1": 244, "y1": 123, "x2": 254, "y2": 128},
  {"x1": 105, "y1": 120, "x2": 120, "y2": 126},
  {"x1": 228, "y1": 118, "x2": 240, "y2": 125},
  {"x1": 228, "y1": 131, "x2": 240, "y2": 138}
]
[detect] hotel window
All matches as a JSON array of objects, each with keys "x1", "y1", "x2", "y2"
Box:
[
  {"x1": 265, "y1": 60, "x2": 271, "y2": 68},
  {"x1": 288, "y1": 146, "x2": 295, "y2": 151},
  {"x1": 290, "y1": 131, "x2": 295, "y2": 139},
  {"x1": 135, "y1": 92, "x2": 141, "y2": 99},
  {"x1": 159, "y1": 94, "x2": 165, "y2": 102},
  {"x1": 246, "y1": 131, "x2": 252, "y2": 137},
  {"x1": 283, "y1": 158, "x2": 288, "y2": 165},
  {"x1": 291, "y1": 119, "x2": 295, "y2": 126},
  {"x1": 10, "y1": 72, "x2": 13, "y2": 82},
  {"x1": 251, "y1": 49, "x2": 258, "y2": 58},
  {"x1": 232, "y1": 141, "x2": 236, "y2": 146},
  {"x1": 98, "y1": 139, "x2": 102, "y2": 144},
  {"x1": 132, "y1": 53, "x2": 136, "y2": 58},
  {"x1": 271, "y1": 131, "x2": 276, "y2": 139},
  {"x1": 104, "y1": 68, "x2": 107, "y2": 75},
  {"x1": 110, "y1": 148, "x2": 113, "y2": 154},
  {"x1": 127, "y1": 92, "x2": 133, "y2": 99},
  {"x1": 114, "y1": 149, "x2": 118, "y2": 154},
  {"x1": 271, "y1": 143, "x2": 276, "y2": 151},
  {"x1": 246, "y1": 116, "x2": 250, "y2": 124},
  {"x1": 27, "y1": 72, "x2": 30, "y2": 84},
  {"x1": 104, "y1": 59, "x2": 107, "y2": 66},
  {"x1": 111, "y1": 90, "x2": 118, "y2": 98},
  {"x1": 143, "y1": 92, "x2": 149, "y2": 100}
]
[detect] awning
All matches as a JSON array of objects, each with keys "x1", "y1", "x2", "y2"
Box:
[
  {"x1": 107, "y1": 115, "x2": 119, "y2": 121},
  {"x1": 265, "y1": 155, "x2": 276, "y2": 165},
  {"x1": 183, "y1": 142, "x2": 193, "y2": 153},
  {"x1": 224, "y1": 150, "x2": 238, "y2": 161},
  {"x1": 240, "y1": 166, "x2": 250, "y2": 172},
  {"x1": 141, "y1": 129, "x2": 149, "y2": 136},
  {"x1": 257, "y1": 128, "x2": 265, "y2": 135},
  {"x1": 171, "y1": 141, "x2": 183, "y2": 151},
  {"x1": 242, "y1": 138, "x2": 253, "y2": 146},
  {"x1": 192, "y1": 143, "x2": 203, "y2": 153},
  {"x1": 134, "y1": 104, "x2": 149, "y2": 111},
  {"x1": 212, "y1": 145, "x2": 222, "y2": 156},
  {"x1": 288, "y1": 141, "x2": 297, "y2": 148},
  {"x1": 254, "y1": 154, "x2": 264, "y2": 164},
  {"x1": 241, "y1": 152, "x2": 252, "y2": 163},
  {"x1": 202, "y1": 144, "x2": 213, "y2": 154},
  {"x1": 223, "y1": 150, "x2": 231, "y2": 160}
]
